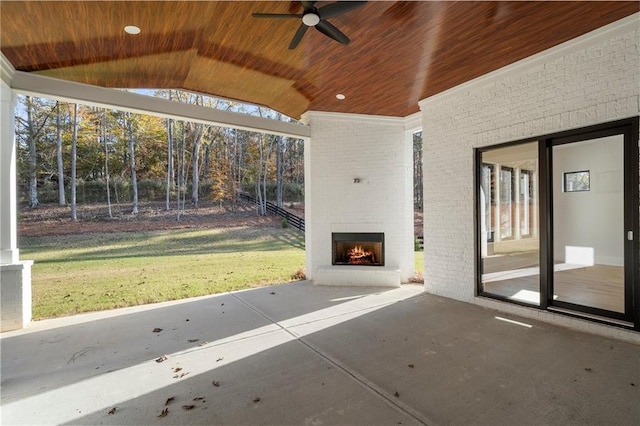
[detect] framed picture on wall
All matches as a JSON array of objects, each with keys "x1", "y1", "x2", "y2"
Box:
[{"x1": 563, "y1": 170, "x2": 590, "y2": 192}]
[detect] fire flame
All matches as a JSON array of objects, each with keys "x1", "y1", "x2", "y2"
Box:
[{"x1": 347, "y1": 245, "x2": 376, "y2": 264}]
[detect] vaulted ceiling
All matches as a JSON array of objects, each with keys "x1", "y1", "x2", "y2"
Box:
[{"x1": 1, "y1": 1, "x2": 637, "y2": 119}]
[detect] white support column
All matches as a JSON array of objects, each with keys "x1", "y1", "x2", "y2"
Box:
[
  {"x1": 1, "y1": 79, "x2": 19, "y2": 264},
  {"x1": 1, "y1": 74, "x2": 33, "y2": 331}
]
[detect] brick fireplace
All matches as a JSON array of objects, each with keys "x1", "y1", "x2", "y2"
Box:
[{"x1": 302, "y1": 111, "x2": 418, "y2": 287}]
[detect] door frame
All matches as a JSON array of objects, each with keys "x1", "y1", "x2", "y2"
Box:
[
  {"x1": 476, "y1": 117, "x2": 639, "y2": 331},
  {"x1": 542, "y1": 118, "x2": 638, "y2": 325}
]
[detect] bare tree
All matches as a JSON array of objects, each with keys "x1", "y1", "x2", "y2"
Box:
[
  {"x1": 189, "y1": 121, "x2": 204, "y2": 207},
  {"x1": 176, "y1": 122, "x2": 188, "y2": 219},
  {"x1": 413, "y1": 131, "x2": 423, "y2": 211},
  {"x1": 165, "y1": 118, "x2": 174, "y2": 211},
  {"x1": 55, "y1": 102, "x2": 66, "y2": 205},
  {"x1": 276, "y1": 136, "x2": 284, "y2": 208},
  {"x1": 127, "y1": 112, "x2": 139, "y2": 214},
  {"x1": 100, "y1": 109, "x2": 113, "y2": 218},
  {"x1": 26, "y1": 96, "x2": 40, "y2": 207},
  {"x1": 255, "y1": 133, "x2": 275, "y2": 216},
  {"x1": 70, "y1": 103, "x2": 78, "y2": 221}
]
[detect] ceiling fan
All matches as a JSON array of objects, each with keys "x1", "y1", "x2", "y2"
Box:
[{"x1": 252, "y1": 1, "x2": 367, "y2": 49}]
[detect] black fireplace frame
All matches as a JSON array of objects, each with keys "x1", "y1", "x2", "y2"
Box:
[{"x1": 332, "y1": 232, "x2": 385, "y2": 266}]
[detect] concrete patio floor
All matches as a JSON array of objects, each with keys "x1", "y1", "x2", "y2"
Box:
[{"x1": 1, "y1": 282, "x2": 639, "y2": 425}]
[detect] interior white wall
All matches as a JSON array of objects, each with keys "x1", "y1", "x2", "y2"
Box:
[
  {"x1": 553, "y1": 135, "x2": 624, "y2": 266},
  {"x1": 302, "y1": 111, "x2": 415, "y2": 284},
  {"x1": 418, "y1": 14, "x2": 639, "y2": 303}
]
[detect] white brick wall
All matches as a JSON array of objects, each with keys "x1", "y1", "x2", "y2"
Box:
[
  {"x1": 419, "y1": 15, "x2": 639, "y2": 303},
  {"x1": 301, "y1": 112, "x2": 415, "y2": 284}
]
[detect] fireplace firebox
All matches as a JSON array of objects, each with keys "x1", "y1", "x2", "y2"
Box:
[{"x1": 332, "y1": 233, "x2": 384, "y2": 266}]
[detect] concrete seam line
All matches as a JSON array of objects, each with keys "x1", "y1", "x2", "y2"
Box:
[{"x1": 230, "y1": 292, "x2": 433, "y2": 426}]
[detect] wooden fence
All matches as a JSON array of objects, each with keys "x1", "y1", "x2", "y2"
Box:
[{"x1": 238, "y1": 193, "x2": 305, "y2": 232}]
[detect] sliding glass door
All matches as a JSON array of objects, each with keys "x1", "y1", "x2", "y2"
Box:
[
  {"x1": 477, "y1": 118, "x2": 639, "y2": 329},
  {"x1": 549, "y1": 131, "x2": 632, "y2": 321}
]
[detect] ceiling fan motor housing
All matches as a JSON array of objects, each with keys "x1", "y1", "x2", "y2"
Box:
[{"x1": 302, "y1": 13, "x2": 321, "y2": 27}]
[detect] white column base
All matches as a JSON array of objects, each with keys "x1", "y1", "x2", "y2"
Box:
[{"x1": 1, "y1": 260, "x2": 33, "y2": 332}]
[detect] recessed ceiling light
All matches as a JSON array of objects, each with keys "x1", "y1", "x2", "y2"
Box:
[
  {"x1": 124, "y1": 25, "x2": 141, "y2": 35},
  {"x1": 336, "y1": 93, "x2": 346, "y2": 100}
]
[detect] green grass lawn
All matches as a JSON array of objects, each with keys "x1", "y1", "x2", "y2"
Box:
[
  {"x1": 21, "y1": 226, "x2": 425, "y2": 320},
  {"x1": 21, "y1": 226, "x2": 306, "y2": 320},
  {"x1": 415, "y1": 251, "x2": 424, "y2": 274}
]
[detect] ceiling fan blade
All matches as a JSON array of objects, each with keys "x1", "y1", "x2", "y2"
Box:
[
  {"x1": 289, "y1": 23, "x2": 309, "y2": 49},
  {"x1": 317, "y1": 1, "x2": 367, "y2": 20},
  {"x1": 315, "y1": 20, "x2": 350, "y2": 45},
  {"x1": 252, "y1": 13, "x2": 303, "y2": 19}
]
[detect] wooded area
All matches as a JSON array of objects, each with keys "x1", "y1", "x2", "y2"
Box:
[
  {"x1": 15, "y1": 91, "x2": 305, "y2": 218},
  {"x1": 14, "y1": 90, "x2": 423, "y2": 219}
]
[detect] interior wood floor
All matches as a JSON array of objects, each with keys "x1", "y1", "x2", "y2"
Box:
[
  {"x1": 553, "y1": 264, "x2": 624, "y2": 313},
  {"x1": 482, "y1": 253, "x2": 624, "y2": 313}
]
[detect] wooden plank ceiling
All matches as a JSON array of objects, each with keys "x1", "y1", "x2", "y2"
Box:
[{"x1": 1, "y1": 1, "x2": 637, "y2": 119}]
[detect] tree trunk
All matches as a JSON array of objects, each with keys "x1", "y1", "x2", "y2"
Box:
[
  {"x1": 413, "y1": 132, "x2": 423, "y2": 211},
  {"x1": 56, "y1": 102, "x2": 66, "y2": 205},
  {"x1": 166, "y1": 119, "x2": 173, "y2": 211},
  {"x1": 102, "y1": 110, "x2": 113, "y2": 218},
  {"x1": 26, "y1": 96, "x2": 39, "y2": 208},
  {"x1": 128, "y1": 113, "x2": 138, "y2": 214},
  {"x1": 177, "y1": 123, "x2": 187, "y2": 219},
  {"x1": 256, "y1": 135, "x2": 266, "y2": 216},
  {"x1": 276, "y1": 136, "x2": 284, "y2": 207},
  {"x1": 190, "y1": 123, "x2": 204, "y2": 208},
  {"x1": 255, "y1": 133, "x2": 275, "y2": 216},
  {"x1": 70, "y1": 104, "x2": 78, "y2": 221}
]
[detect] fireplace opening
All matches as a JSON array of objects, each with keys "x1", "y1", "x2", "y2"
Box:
[{"x1": 332, "y1": 233, "x2": 384, "y2": 266}]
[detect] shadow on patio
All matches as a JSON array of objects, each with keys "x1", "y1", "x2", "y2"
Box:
[{"x1": 1, "y1": 281, "x2": 638, "y2": 425}]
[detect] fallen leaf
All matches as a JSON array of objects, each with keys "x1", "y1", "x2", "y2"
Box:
[
  {"x1": 584, "y1": 367, "x2": 593, "y2": 372},
  {"x1": 173, "y1": 372, "x2": 190, "y2": 379},
  {"x1": 165, "y1": 397, "x2": 175, "y2": 406},
  {"x1": 155, "y1": 355, "x2": 169, "y2": 363},
  {"x1": 193, "y1": 397, "x2": 204, "y2": 401},
  {"x1": 107, "y1": 407, "x2": 116, "y2": 415},
  {"x1": 199, "y1": 341, "x2": 208, "y2": 347},
  {"x1": 153, "y1": 328, "x2": 163, "y2": 333},
  {"x1": 172, "y1": 367, "x2": 182, "y2": 373},
  {"x1": 158, "y1": 407, "x2": 169, "y2": 417},
  {"x1": 269, "y1": 292, "x2": 276, "y2": 295},
  {"x1": 187, "y1": 339, "x2": 199, "y2": 343},
  {"x1": 212, "y1": 380, "x2": 220, "y2": 387},
  {"x1": 182, "y1": 405, "x2": 195, "y2": 410},
  {"x1": 253, "y1": 397, "x2": 261, "y2": 403},
  {"x1": 394, "y1": 391, "x2": 400, "y2": 397},
  {"x1": 216, "y1": 357, "x2": 224, "y2": 362},
  {"x1": 408, "y1": 364, "x2": 415, "y2": 369},
  {"x1": 631, "y1": 383, "x2": 636, "y2": 387}
]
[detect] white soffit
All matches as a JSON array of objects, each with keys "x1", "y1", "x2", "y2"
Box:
[{"x1": 5, "y1": 61, "x2": 310, "y2": 140}]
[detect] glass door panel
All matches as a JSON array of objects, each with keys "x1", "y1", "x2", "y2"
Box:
[
  {"x1": 480, "y1": 142, "x2": 540, "y2": 305},
  {"x1": 551, "y1": 135, "x2": 625, "y2": 313}
]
